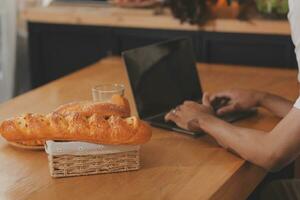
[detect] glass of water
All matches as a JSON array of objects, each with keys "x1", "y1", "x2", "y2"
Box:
[{"x1": 92, "y1": 84, "x2": 125, "y2": 102}]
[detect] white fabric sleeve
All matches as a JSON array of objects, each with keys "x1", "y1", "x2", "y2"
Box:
[
  {"x1": 295, "y1": 97, "x2": 300, "y2": 109},
  {"x1": 288, "y1": 0, "x2": 300, "y2": 109}
]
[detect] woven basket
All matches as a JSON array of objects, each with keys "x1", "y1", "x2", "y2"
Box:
[{"x1": 45, "y1": 141, "x2": 140, "y2": 178}]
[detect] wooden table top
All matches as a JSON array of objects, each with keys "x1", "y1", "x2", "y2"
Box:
[
  {"x1": 0, "y1": 57, "x2": 298, "y2": 200},
  {"x1": 21, "y1": 5, "x2": 291, "y2": 35}
]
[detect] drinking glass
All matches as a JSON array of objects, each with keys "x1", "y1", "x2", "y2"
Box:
[{"x1": 92, "y1": 84, "x2": 125, "y2": 102}]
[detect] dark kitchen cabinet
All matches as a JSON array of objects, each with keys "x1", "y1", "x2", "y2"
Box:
[
  {"x1": 200, "y1": 32, "x2": 297, "y2": 68},
  {"x1": 112, "y1": 28, "x2": 199, "y2": 56},
  {"x1": 28, "y1": 22, "x2": 298, "y2": 89},
  {"x1": 29, "y1": 23, "x2": 114, "y2": 88}
]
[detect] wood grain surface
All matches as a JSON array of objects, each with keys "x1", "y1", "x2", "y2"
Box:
[{"x1": 0, "y1": 57, "x2": 298, "y2": 200}]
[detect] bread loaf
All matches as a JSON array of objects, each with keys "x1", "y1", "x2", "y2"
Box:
[
  {"x1": 9, "y1": 141, "x2": 45, "y2": 150},
  {"x1": 0, "y1": 112, "x2": 151, "y2": 145},
  {"x1": 0, "y1": 95, "x2": 151, "y2": 145},
  {"x1": 15, "y1": 140, "x2": 45, "y2": 146},
  {"x1": 54, "y1": 94, "x2": 130, "y2": 118}
]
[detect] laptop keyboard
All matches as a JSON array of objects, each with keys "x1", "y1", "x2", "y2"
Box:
[
  {"x1": 146, "y1": 109, "x2": 257, "y2": 132},
  {"x1": 149, "y1": 113, "x2": 176, "y2": 127}
]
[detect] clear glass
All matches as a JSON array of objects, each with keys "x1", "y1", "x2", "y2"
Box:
[{"x1": 92, "y1": 84, "x2": 125, "y2": 102}]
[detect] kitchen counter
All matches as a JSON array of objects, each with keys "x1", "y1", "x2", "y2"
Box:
[
  {"x1": 22, "y1": 4, "x2": 291, "y2": 35},
  {"x1": 22, "y1": 4, "x2": 297, "y2": 90},
  {"x1": 0, "y1": 57, "x2": 298, "y2": 200}
]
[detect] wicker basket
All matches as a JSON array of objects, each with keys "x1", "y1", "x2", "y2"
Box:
[{"x1": 45, "y1": 141, "x2": 140, "y2": 178}]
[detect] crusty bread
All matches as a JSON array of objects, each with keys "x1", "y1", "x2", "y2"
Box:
[
  {"x1": 15, "y1": 140, "x2": 45, "y2": 146},
  {"x1": 0, "y1": 95, "x2": 151, "y2": 145},
  {"x1": 8, "y1": 141, "x2": 45, "y2": 150},
  {"x1": 0, "y1": 112, "x2": 152, "y2": 145},
  {"x1": 54, "y1": 94, "x2": 130, "y2": 118}
]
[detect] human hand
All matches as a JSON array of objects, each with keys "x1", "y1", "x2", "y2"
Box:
[
  {"x1": 165, "y1": 99, "x2": 214, "y2": 131},
  {"x1": 208, "y1": 89, "x2": 264, "y2": 116}
]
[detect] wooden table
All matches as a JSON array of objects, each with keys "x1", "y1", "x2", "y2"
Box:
[{"x1": 0, "y1": 57, "x2": 298, "y2": 200}]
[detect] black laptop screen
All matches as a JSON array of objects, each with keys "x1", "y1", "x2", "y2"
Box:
[{"x1": 123, "y1": 38, "x2": 202, "y2": 119}]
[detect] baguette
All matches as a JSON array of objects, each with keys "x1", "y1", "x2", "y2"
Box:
[
  {"x1": 8, "y1": 141, "x2": 45, "y2": 150},
  {"x1": 54, "y1": 94, "x2": 130, "y2": 118},
  {"x1": 0, "y1": 112, "x2": 152, "y2": 145},
  {"x1": 14, "y1": 140, "x2": 45, "y2": 146}
]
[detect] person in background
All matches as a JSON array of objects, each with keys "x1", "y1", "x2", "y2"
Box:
[{"x1": 165, "y1": 0, "x2": 300, "y2": 199}]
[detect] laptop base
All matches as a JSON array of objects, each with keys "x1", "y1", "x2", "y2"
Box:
[{"x1": 146, "y1": 109, "x2": 257, "y2": 136}]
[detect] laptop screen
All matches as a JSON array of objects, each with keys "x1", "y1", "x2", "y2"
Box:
[{"x1": 122, "y1": 38, "x2": 203, "y2": 119}]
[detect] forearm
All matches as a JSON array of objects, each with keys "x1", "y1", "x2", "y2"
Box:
[
  {"x1": 198, "y1": 116, "x2": 273, "y2": 169},
  {"x1": 257, "y1": 92, "x2": 293, "y2": 118},
  {"x1": 198, "y1": 108, "x2": 300, "y2": 171}
]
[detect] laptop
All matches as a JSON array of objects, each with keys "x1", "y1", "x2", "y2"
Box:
[{"x1": 122, "y1": 38, "x2": 256, "y2": 135}]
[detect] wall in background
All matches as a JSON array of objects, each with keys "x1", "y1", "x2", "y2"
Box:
[
  {"x1": 14, "y1": 0, "x2": 50, "y2": 96},
  {"x1": 0, "y1": 0, "x2": 17, "y2": 103}
]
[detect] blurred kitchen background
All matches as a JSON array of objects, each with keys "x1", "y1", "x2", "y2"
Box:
[{"x1": 0, "y1": 0, "x2": 294, "y2": 103}]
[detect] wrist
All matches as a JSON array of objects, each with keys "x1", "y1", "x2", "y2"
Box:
[
  {"x1": 197, "y1": 114, "x2": 237, "y2": 145},
  {"x1": 197, "y1": 114, "x2": 219, "y2": 133}
]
